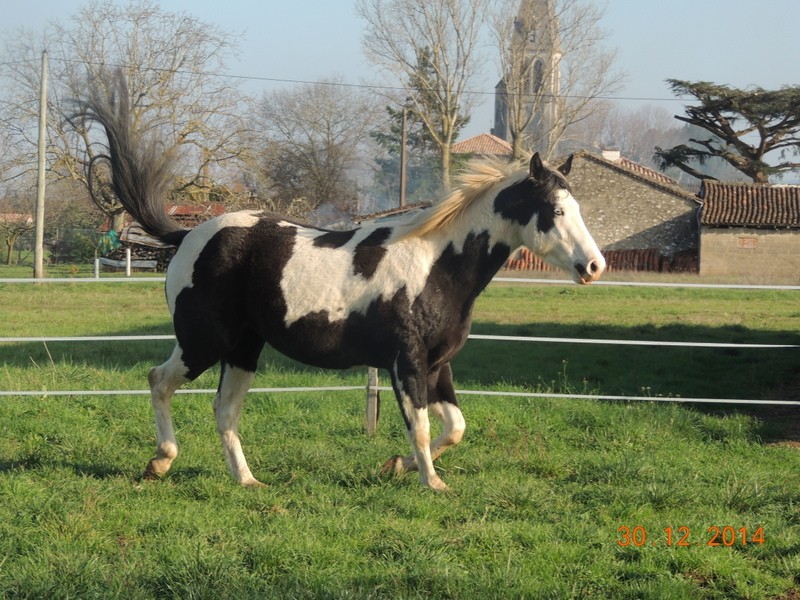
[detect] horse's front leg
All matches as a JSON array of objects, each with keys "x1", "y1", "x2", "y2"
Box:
[
  {"x1": 427, "y1": 363, "x2": 465, "y2": 462},
  {"x1": 382, "y1": 363, "x2": 464, "y2": 488},
  {"x1": 384, "y1": 355, "x2": 447, "y2": 491}
]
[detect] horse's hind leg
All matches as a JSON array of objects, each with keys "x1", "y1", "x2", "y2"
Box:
[
  {"x1": 213, "y1": 362, "x2": 263, "y2": 487},
  {"x1": 142, "y1": 346, "x2": 190, "y2": 479}
]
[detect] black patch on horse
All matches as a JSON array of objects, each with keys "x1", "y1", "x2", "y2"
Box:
[
  {"x1": 494, "y1": 169, "x2": 569, "y2": 234},
  {"x1": 174, "y1": 219, "x2": 296, "y2": 378},
  {"x1": 422, "y1": 231, "x2": 512, "y2": 324},
  {"x1": 271, "y1": 286, "x2": 413, "y2": 372},
  {"x1": 313, "y1": 229, "x2": 356, "y2": 248},
  {"x1": 494, "y1": 179, "x2": 538, "y2": 226},
  {"x1": 353, "y1": 227, "x2": 392, "y2": 279}
]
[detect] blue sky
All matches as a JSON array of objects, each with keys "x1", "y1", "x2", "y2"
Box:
[{"x1": 3, "y1": 0, "x2": 800, "y2": 139}]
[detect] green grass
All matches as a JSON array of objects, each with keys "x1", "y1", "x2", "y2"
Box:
[{"x1": 1, "y1": 277, "x2": 800, "y2": 598}]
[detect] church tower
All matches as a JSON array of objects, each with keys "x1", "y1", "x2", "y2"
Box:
[{"x1": 492, "y1": 0, "x2": 562, "y2": 156}]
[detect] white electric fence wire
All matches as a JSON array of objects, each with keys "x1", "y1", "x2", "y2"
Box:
[
  {"x1": 1, "y1": 386, "x2": 799, "y2": 406},
  {"x1": 2, "y1": 334, "x2": 797, "y2": 349},
  {"x1": 2, "y1": 276, "x2": 800, "y2": 290},
  {"x1": 2, "y1": 277, "x2": 797, "y2": 406}
]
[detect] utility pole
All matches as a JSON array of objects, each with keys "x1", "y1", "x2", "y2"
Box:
[
  {"x1": 399, "y1": 106, "x2": 407, "y2": 208},
  {"x1": 33, "y1": 50, "x2": 48, "y2": 279}
]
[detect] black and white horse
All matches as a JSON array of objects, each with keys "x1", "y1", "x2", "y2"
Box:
[{"x1": 76, "y1": 74, "x2": 605, "y2": 491}]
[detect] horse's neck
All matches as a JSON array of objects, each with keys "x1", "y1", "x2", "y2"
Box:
[{"x1": 425, "y1": 202, "x2": 514, "y2": 294}]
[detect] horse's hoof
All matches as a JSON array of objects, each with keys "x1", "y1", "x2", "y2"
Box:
[
  {"x1": 241, "y1": 478, "x2": 267, "y2": 488},
  {"x1": 424, "y1": 476, "x2": 450, "y2": 492},
  {"x1": 142, "y1": 455, "x2": 174, "y2": 481},
  {"x1": 380, "y1": 455, "x2": 404, "y2": 475},
  {"x1": 141, "y1": 463, "x2": 163, "y2": 481}
]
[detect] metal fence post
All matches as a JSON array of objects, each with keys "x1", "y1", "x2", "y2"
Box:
[{"x1": 365, "y1": 367, "x2": 380, "y2": 436}]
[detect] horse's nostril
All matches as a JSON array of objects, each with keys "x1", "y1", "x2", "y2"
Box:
[{"x1": 588, "y1": 260, "x2": 599, "y2": 274}]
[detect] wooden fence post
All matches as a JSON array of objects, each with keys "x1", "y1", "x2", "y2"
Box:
[{"x1": 365, "y1": 367, "x2": 380, "y2": 436}]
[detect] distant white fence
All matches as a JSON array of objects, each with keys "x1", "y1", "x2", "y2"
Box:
[
  {"x1": 2, "y1": 276, "x2": 799, "y2": 435},
  {"x1": 3, "y1": 276, "x2": 800, "y2": 290}
]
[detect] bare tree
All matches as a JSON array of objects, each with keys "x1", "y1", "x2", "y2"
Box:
[
  {"x1": 597, "y1": 105, "x2": 684, "y2": 163},
  {"x1": 357, "y1": 0, "x2": 489, "y2": 186},
  {"x1": 0, "y1": 193, "x2": 35, "y2": 265},
  {"x1": 0, "y1": 0, "x2": 247, "y2": 229},
  {"x1": 490, "y1": 0, "x2": 625, "y2": 159},
  {"x1": 251, "y1": 79, "x2": 381, "y2": 217}
]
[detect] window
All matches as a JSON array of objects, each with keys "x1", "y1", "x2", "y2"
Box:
[{"x1": 533, "y1": 60, "x2": 544, "y2": 94}]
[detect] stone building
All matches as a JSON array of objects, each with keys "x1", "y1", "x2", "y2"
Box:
[{"x1": 698, "y1": 181, "x2": 800, "y2": 282}]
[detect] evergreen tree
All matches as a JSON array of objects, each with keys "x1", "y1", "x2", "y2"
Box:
[
  {"x1": 655, "y1": 79, "x2": 800, "y2": 183},
  {"x1": 370, "y1": 49, "x2": 470, "y2": 209},
  {"x1": 371, "y1": 101, "x2": 442, "y2": 210}
]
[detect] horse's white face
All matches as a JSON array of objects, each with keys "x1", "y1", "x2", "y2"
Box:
[
  {"x1": 528, "y1": 188, "x2": 605, "y2": 284},
  {"x1": 492, "y1": 154, "x2": 604, "y2": 284}
]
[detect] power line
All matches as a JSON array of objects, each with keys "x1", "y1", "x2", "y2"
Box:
[{"x1": 0, "y1": 56, "x2": 692, "y2": 104}]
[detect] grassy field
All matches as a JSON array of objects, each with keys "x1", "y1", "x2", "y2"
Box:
[{"x1": 1, "y1": 276, "x2": 799, "y2": 598}]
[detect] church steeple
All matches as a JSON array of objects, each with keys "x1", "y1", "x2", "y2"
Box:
[{"x1": 492, "y1": 0, "x2": 562, "y2": 157}]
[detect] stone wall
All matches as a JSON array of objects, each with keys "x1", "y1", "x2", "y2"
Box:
[
  {"x1": 700, "y1": 228, "x2": 800, "y2": 282},
  {"x1": 567, "y1": 156, "x2": 699, "y2": 256}
]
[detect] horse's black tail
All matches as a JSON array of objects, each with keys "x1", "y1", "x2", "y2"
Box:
[{"x1": 72, "y1": 70, "x2": 188, "y2": 247}]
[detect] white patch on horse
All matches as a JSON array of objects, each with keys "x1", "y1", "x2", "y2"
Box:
[
  {"x1": 429, "y1": 402, "x2": 466, "y2": 461},
  {"x1": 279, "y1": 225, "x2": 439, "y2": 326},
  {"x1": 165, "y1": 211, "x2": 262, "y2": 313}
]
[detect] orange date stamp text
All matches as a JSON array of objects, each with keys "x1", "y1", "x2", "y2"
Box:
[{"x1": 617, "y1": 525, "x2": 765, "y2": 548}]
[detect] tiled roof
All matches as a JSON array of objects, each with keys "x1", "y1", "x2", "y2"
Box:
[
  {"x1": 699, "y1": 181, "x2": 800, "y2": 228},
  {"x1": 452, "y1": 133, "x2": 513, "y2": 156},
  {"x1": 618, "y1": 158, "x2": 678, "y2": 186}
]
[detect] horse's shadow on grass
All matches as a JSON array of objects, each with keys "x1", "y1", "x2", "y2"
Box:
[
  {"x1": 0, "y1": 456, "x2": 218, "y2": 483},
  {"x1": 0, "y1": 323, "x2": 175, "y2": 370},
  {"x1": 457, "y1": 320, "x2": 800, "y2": 446},
  {"x1": 5, "y1": 319, "x2": 798, "y2": 383},
  {"x1": 0, "y1": 457, "x2": 127, "y2": 479}
]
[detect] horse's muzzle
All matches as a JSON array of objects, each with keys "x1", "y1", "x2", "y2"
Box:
[{"x1": 575, "y1": 258, "x2": 604, "y2": 284}]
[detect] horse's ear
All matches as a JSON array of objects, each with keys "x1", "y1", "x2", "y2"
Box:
[
  {"x1": 529, "y1": 153, "x2": 545, "y2": 180},
  {"x1": 558, "y1": 154, "x2": 574, "y2": 177}
]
